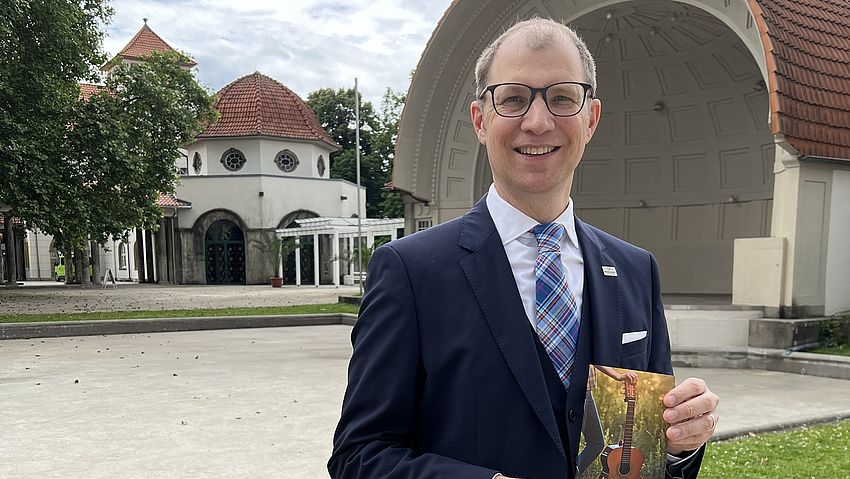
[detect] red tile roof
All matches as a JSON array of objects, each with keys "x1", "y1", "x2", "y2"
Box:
[
  {"x1": 751, "y1": 0, "x2": 850, "y2": 160},
  {"x1": 109, "y1": 23, "x2": 196, "y2": 67},
  {"x1": 78, "y1": 83, "x2": 104, "y2": 100},
  {"x1": 197, "y1": 72, "x2": 340, "y2": 150},
  {"x1": 155, "y1": 193, "x2": 191, "y2": 208}
]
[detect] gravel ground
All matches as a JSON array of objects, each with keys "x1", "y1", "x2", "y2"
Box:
[{"x1": 0, "y1": 282, "x2": 361, "y2": 315}]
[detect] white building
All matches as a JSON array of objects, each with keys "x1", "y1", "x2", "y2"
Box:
[{"x1": 14, "y1": 23, "x2": 372, "y2": 286}]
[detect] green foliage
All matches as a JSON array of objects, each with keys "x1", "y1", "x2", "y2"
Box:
[
  {"x1": 702, "y1": 420, "x2": 850, "y2": 477},
  {"x1": 307, "y1": 87, "x2": 404, "y2": 218},
  {"x1": 0, "y1": 303, "x2": 359, "y2": 323},
  {"x1": 250, "y1": 233, "x2": 299, "y2": 278},
  {"x1": 808, "y1": 342, "x2": 850, "y2": 356},
  {"x1": 53, "y1": 50, "x2": 218, "y2": 248},
  {"x1": 0, "y1": 3, "x2": 217, "y2": 251},
  {"x1": 0, "y1": 0, "x2": 111, "y2": 227},
  {"x1": 818, "y1": 318, "x2": 844, "y2": 349},
  {"x1": 340, "y1": 236, "x2": 390, "y2": 273}
]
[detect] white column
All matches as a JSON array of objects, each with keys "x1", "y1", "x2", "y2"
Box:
[
  {"x1": 332, "y1": 231, "x2": 340, "y2": 287},
  {"x1": 295, "y1": 237, "x2": 302, "y2": 287},
  {"x1": 313, "y1": 233, "x2": 320, "y2": 287}
]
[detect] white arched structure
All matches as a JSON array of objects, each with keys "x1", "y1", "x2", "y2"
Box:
[{"x1": 395, "y1": 0, "x2": 850, "y2": 317}]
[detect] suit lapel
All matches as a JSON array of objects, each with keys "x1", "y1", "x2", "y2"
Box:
[
  {"x1": 575, "y1": 219, "x2": 623, "y2": 368},
  {"x1": 458, "y1": 197, "x2": 565, "y2": 459}
]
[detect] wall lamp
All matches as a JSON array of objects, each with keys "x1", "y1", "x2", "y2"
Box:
[{"x1": 340, "y1": 195, "x2": 348, "y2": 201}]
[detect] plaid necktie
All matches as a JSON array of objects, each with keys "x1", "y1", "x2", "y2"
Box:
[{"x1": 533, "y1": 222, "x2": 579, "y2": 390}]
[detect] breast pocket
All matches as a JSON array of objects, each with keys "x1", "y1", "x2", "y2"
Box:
[{"x1": 621, "y1": 330, "x2": 648, "y2": 367}]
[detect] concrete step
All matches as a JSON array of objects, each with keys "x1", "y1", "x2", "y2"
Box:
[{"x1": 666, "y1": 308, "x2": 764, "y2": 351}]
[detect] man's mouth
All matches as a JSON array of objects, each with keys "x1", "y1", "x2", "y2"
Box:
[{"x1": 516, "y1": 146, "x2": 558, "y2": 156}]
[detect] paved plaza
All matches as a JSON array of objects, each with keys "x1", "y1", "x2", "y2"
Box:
[{"x1": 1, "y1": 283, "x2": 849, "y2": 478}]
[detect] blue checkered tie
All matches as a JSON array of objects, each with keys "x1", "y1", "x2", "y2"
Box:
[{"x1": 533, "y1": 222, "x2": 579, "y2": 390}]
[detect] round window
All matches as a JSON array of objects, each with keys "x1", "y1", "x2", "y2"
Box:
[
  {"x1": 275, "y1": 150, "x2": 299, "y2": 173},
  {"x1": 221, "y1": 149, "x2": 246, "y2": 171}
]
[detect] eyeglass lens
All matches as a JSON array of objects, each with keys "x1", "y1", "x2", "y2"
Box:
[{"x1": 492, "y1": 83, "x2": 587, "y2": 117}]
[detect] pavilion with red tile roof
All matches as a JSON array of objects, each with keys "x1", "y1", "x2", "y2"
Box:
[
  {"x1": 104, "y1": 20, "x2": 196, "y2": 72},
  {"x1": 21, "y1": 21, "x2": 364, "y2": 287}
]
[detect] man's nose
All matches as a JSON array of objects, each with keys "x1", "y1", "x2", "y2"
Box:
[{"x1": 521, "y1": 92, "x2": 555, "y2": 133}]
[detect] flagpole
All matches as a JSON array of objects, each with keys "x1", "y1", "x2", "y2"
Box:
[{"x1": 355, "y1": 78, "x2": 363, "y2": 295}]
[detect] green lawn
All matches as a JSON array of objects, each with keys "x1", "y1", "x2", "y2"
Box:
[
  {"x1": 808, "y1": 343, "x2": 850, "y2": 356},
  {"x1": 702, "y1": 420, "x2": 850, "y2": 477},
  {"x1": 0, "y1": 303, "x2": 359, "y2": 323}
]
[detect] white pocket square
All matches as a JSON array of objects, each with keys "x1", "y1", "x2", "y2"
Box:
[{"x1": 622, "y1": 331, "x2": 647, "y2": 344}]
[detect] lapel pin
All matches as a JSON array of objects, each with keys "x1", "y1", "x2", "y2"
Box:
[{"x1": 602, "y1": 266, "x2": 617, "y2": 277}]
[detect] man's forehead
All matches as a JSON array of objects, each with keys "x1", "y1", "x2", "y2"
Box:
[{"x1": 490, "y1": 35, "x2": 581, "y2": 75}]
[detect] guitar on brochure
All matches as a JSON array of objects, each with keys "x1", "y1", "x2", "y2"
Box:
[{"x1": 600, "y1": 381, "x2": 644, "y2": 479}]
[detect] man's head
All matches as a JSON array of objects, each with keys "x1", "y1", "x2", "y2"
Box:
[{"x1": 471, "y1": 17, "x2": 602, "y2": 221}]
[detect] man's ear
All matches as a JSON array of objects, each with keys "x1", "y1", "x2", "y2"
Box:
[
  {"x1": 471, "y1": 100, "x2": 487, "y2": 145},
  {"x1": 584, "y1": 98, "x2": 602, "y2": 145}
]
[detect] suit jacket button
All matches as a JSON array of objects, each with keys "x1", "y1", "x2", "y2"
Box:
[{"x1": 568, "y1": 410, "x2": 577, "y2": 422}]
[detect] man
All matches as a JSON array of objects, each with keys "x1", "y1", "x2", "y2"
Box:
[{"x1": 329, "y1": 17, "x2": 719, "y2": 479}]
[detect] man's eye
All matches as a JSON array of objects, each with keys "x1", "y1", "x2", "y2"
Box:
[
  {"x1": 550, "y1": 95, "x2": 577, "y2": 104},
  {"x1": 501, "y1": 95, "x2": 526, "y2": 104}
]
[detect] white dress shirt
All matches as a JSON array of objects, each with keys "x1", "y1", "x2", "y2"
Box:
[{"x1": 485, "y1": 183, "x2": 584, "y2": 325}]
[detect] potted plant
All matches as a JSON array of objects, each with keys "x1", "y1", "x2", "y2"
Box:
[{"x1": 250, "y1": 233, "x2": 298, "y2": 287}]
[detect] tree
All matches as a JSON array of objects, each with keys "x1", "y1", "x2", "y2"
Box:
[
  {"x1": 0, "y1": 0, "x2": 111, "y2": 283},
  {"x1": 306, "y1": 87, "x2": 404, "y2": 218},
  {"x1": 59, "y1": 50, "x2": 218, "y2": 247},
  {"x1": 250, "y1": 233, "x2": 299, "y2": 280}
]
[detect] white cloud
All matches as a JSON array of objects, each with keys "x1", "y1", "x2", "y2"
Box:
[{"x1": 102, "y1": 0, "x2": 454, "y2": 106}]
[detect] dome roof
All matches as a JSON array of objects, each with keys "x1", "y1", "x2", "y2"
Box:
[{"x1": 198, "y1": 72, "x2": 340, "y2": 150}]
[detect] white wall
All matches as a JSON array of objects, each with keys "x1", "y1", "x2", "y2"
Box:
[
  {"x1": 185, "y1": 137, "x2": 335, "y2": 179},
  {"x1": 826, "y1": 169, "x2": 850, "y2": 315},
  {"x1": 177, "y1": 175, "x2": 364, "y2": 230},
  {"x1": 24, "y1": 231, "x2": 138, "y2": 282}
]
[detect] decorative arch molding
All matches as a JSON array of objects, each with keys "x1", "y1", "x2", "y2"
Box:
[
  {"x1": 278, "y1": 209, "x2": 319, "y2": 229},
  {"x1": 396, "y1": 0, "x2": 771, "y2": 219},
  {"x1": 192, "y1": 209, "x2": 248, "y2": 236},
  {"x1": 396, "y1": 0, "x2": 781, "y2": 295}
]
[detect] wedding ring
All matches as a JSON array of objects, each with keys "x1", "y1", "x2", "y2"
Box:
[{"x1": 707, "y1": 413, "x2": 717, "y2": 431}]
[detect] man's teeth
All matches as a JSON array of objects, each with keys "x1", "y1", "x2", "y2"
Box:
[{"x1": 517, "y1": 146, "x2": 556, "y2": 155}]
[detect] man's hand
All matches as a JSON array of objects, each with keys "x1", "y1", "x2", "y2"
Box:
[{"x1": 663, "y1": 377, "x2": 720, "y2": 455}]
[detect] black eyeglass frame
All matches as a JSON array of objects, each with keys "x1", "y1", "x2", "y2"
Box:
[{"x1": 478, "y1": 81, "x2": 595, "y2": 118}]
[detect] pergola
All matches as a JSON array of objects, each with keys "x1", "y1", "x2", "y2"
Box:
[{"x1": 276, "y1": 217, "x2": 404, "y2": 286}]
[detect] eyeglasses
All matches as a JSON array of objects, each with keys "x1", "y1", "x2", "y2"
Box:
[{"x1": 478, "y1": 81, "x2": 594, "y2": 118}]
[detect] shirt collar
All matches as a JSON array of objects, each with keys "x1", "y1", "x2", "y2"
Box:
[{"x1": 485, "y1": 183, "x2": 580, "y2": 250}]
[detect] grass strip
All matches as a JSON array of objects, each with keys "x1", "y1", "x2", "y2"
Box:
[
  {"x1": 0, "y1": 303, "x2": 360, "y2": 324},
  {"x1": 702, "y1": 420, "x2": 850, "y2": 477},
  {"x1": 808, "y1": 343, "x2": 850, "y2": 356}
]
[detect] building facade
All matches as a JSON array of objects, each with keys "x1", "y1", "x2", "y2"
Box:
[{"x1": 13, "y1": 23, "x2": 367, "y2": 286}]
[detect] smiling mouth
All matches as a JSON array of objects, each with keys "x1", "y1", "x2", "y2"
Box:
[{"x1": 516, "y1": 146, "x2": 558, "y2": 156}]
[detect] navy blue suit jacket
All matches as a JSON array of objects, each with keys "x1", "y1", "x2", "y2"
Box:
[{"x1": 329, "y1": 196, "x2": 697, "y2": 479}]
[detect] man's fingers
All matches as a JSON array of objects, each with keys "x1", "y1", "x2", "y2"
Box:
[
  {"x1": 663, "y1": 378, "x2": 719, "y2": 424},
  {"x1": 667, "y1": 412, "x2": 718, "y2": 452},
  {"x1": 664, "y1": 377, "x2": 706, "y2": 407}
]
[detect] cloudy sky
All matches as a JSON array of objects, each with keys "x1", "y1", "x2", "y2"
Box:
[{"x1": 101, "y1": 0, "x2": 455, "y2": 106}]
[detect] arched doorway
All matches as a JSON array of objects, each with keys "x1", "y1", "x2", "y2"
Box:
[{"x1": 204, "y1": 220, "x2": 246, "y2": 284}]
